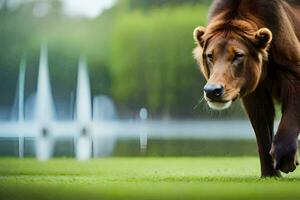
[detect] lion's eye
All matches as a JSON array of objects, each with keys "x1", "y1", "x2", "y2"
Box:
[
  {"x1": 206, "y1": 53, "x2": 213, "y2": 62},
  {"x1": 233, "y1": 53, "x2": 244, "y2": 61}
]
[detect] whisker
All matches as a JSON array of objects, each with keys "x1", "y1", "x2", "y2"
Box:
[{"x1": 193, "y1": 96, "x2": 205, "y2": 110}]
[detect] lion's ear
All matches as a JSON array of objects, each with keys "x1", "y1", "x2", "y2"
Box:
[
  {"x1": 254, "y1": 28, "x2": 272, "y2": 49},
  {"x1": 193, "y1": 26, "x2": 206, "y2": 47}
]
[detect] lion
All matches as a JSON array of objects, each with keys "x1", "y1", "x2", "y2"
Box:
[{"x1": 193, "y1": 0, "x2": 300, "y2": 177}]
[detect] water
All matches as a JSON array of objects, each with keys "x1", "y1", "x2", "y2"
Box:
[
  {"x1": 75, "y1": 57, "x2": 92, "y2": 161},
  {"x1": 93, "y1": 95, "x2": 117, "y2": 121},
  {"x1": 76, "y1": 127, "x2": 92, "y2": 161},
  {"x1": 10, "y1": 58, "x2": 26, "y2": 158},
  {"x1": 17, "y1": 58, "x2": 26, "y2": 158},
  {"x1": 75, "y1": 57, "x2": 92, "y2": 124},
  {"x1": 24, "y1": 93, "x2": 37, "y2": 121},
  {"x1": 34, "y1": 44, "x2": 55, "y2": 161},
  {"x1": 35, "y1": 44, "x2": 55, "y2": 123},
  {"x1": 93, "y1": 95, "x2": 117, "y2": 157},
  {"x1": 36, "y1": 127, "x2": 54, "y2": 161},
  {"x1": 139, "y1": 108, "x2": 148, "y2": 153}
]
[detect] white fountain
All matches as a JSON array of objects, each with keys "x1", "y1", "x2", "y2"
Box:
[
  {"x1": 75, "y1": 57, "x2": 92, "y2": 161},
  {"x1": 9, "y1": 58, "x2": 27, "y2": 158},
  {"x1": 34, "y1": 45, "x2": 55, "y2": 161},
  {"x1": 139, "y1": 107, "x2": 148, "y2": 153},
  {"x1": 93, "y1": 95, "x2": 117, "y2": 157},
  {"x1": 17, "y1": 58, "x2": 26, "y2": 158},
  {"x1": 0, "y1": 46, "x2": 154, "y2": 159}
]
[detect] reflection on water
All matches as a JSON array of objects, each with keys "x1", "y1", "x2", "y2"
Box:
[
  {"x1": 0, "y1": 137, "x2": 259, "y2": 157},
  {"x1": 0, "y1": 46, "x2": 263, "y2": 161}
]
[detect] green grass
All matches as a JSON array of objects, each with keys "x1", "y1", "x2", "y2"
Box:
[{"x1": 1, "y1": 157, "x2": 300, "y2": 200}]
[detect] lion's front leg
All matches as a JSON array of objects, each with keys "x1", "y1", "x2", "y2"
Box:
[
  {"x1": 270, "y1": 104, "x2": 300, "y2": 173},
  {"x1": 242, "y1": 86, "x2": 281, "y2": 177}
]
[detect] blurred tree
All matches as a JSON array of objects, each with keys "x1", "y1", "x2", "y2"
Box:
[
  {"x1": 110, "y1": 6, "x2": 207, "y2": 118},
  {"x1": 0, "y1": 0, "x2": 245, "y2": 119},
  {"x1": 0, "y1": 0, "x2": 113, "y2": 119}
]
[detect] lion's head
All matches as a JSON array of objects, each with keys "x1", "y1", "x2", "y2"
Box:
[{"x1": 193, "y1": 19, "x2": 272, "y2": 110}]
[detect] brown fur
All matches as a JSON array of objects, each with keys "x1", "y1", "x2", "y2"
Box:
[{"x1": 193, "y1": 0, "x2": 300, "y2": 177}]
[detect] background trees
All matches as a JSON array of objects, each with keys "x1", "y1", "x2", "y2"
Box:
[{"x1": 0, "y1": 0, "x2": 245, "y2": 120}]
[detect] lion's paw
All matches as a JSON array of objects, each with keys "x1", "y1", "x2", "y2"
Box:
[{"x1": 270, "y1": 141, "x2": 299, "y2": 174}]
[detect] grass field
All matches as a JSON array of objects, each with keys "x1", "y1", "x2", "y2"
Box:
[{"x1": 1, "y1": 157, "x2": 300, "y2": 200}]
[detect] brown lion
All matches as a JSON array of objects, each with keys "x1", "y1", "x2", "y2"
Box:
[{"x1": 193, "y1": 0, "x2": 300, "y2": 177}]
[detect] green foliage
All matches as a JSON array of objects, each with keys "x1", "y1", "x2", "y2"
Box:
[
  {"x1": 0, "y1": 1, "x2": 246, "y2": 119},
  {"x1": 110, "y1": 5, "x2": 209, "y2": 117}
]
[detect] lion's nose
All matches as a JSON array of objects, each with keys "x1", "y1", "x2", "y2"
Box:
[{"x1": 203, "y1": 84, "x2": 224, "y2": 100}]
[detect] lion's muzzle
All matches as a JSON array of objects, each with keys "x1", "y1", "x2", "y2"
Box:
[{"x1": 203, "y1": 83, "x2": 233, "y2": 110}]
